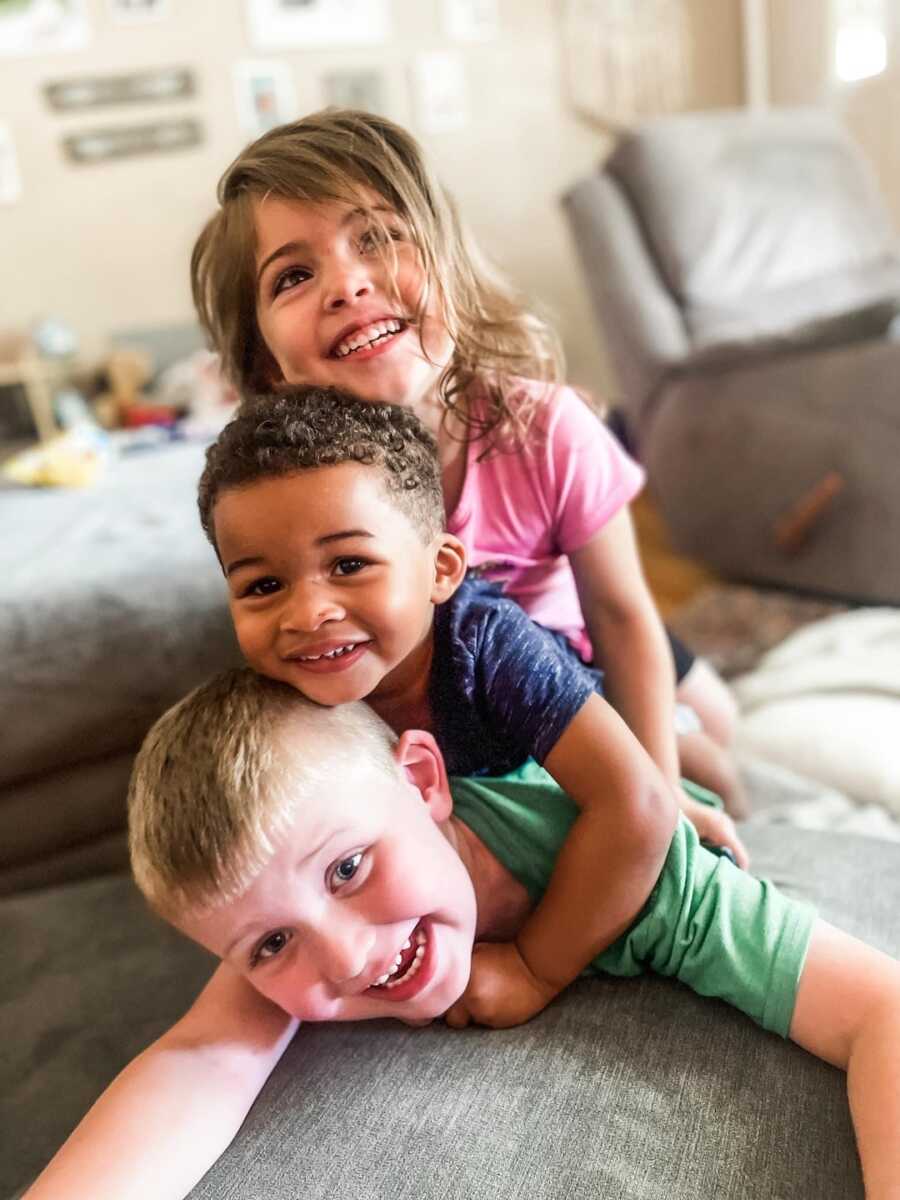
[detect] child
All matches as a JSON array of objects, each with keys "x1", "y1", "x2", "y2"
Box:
[
  {"x1": 25, "y1": 668, "x2": 900, "y2": 1199},
  {"x1": 190, "y1": 106, "x2": 746, "y2": 827},
  {"x1": 198, "y1": 385, "x2": 683, "y2": 1027}
]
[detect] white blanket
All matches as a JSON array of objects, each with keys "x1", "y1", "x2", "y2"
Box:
[{"x1": 732, "y1": 608, "x2": 900, "y2": 823}]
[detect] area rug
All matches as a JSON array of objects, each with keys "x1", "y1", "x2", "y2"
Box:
[{"x1": 667, "y1": 583, "x2": 849, "y2": 679}]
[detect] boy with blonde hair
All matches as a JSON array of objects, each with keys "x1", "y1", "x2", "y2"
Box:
[{"x1": 26, "y1": 667, "x2": 900, "y2": 1199}]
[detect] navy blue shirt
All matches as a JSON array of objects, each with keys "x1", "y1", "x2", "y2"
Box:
[{"x1": 429, "y1": 575, "x2": 603, "y2": 777}]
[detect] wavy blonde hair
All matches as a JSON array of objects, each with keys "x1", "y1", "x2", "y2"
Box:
[{"x1": 191, "y1": 108, "x2": 563, "y2": 447}]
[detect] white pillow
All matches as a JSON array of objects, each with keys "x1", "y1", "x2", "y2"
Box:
[{"x1": 732, "y1": 609, "x2": 900, "y2": 817}]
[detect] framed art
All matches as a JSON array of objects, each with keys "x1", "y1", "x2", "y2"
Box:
[
  {"x1": 245, "y1": 0, "x2": 389, "y2": 49},
  {"x1": 409, "y1": 51, "x2": 468, "y2": 134},
  {"x1": 0, "y1": 0, "x2": 90, "y2": 57},
  {"x1": 63, "y1": 118, "x2": 202, "y2": 164},
  {"x1": 44, "y1": 67, "x2": 194, "y2": 111},
  {"x1": 234, "y1": 60, "x2": 297, "y2": 139},
  {"x1": 321, "y1": 68, "x2": 386, "y2": 115}
]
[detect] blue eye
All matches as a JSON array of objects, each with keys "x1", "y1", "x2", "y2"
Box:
[{"x1": 330, "y1": 852, "x2": 364, "y2": 890}]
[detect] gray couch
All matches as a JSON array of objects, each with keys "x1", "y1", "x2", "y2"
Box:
[
  {"x1": 0, "y1": 439, "x2": 240, "y2": 895},
  {"x1": 3, "y1": 421, "x2": 897, "y2": 1198},
  {"x1": 563, "y1": 107, "x2": 900, "y2": 604},
  {"x1": 5, "y1": 812, "x2": 898, "y2": 1198}
]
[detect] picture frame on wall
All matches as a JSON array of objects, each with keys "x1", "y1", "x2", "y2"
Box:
[
  {"x1": 234, "y1": 60, "x2": 298, "y2": 139},
  {"x1": 106, "y1": 0, "x2": 170, "y2": 22},
  {"x1": 246, "y1": 0, "x2": 389, "y2": 49},
  {"x1": 0, "y1": 0, "x2": 91, "y2": 58},
  {"x1": 409, "y1": 51, "x2": 468, "y2": 134},
  {"x1": 44, "y1": 67, "x2": 194, "y2": 111},
  {"x1": 321, "y1": 68, "x2": 386, "y2": 116}
]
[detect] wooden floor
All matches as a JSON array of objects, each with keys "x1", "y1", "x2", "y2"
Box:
[{"x1": 631, "y1": 492, "x2": 721, "y2": 619}]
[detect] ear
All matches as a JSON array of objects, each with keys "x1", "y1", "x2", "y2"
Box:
[
  {"x1": 394, "y1": 729, "x2": 453, "y2": 823},
  {"x1": 430, "y1": 534, "x2": 467, "y2": 605}
]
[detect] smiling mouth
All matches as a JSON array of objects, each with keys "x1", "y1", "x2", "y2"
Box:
[
  {"x1": 332, "y1": 319, "x2": 406, "y2": 359},
  {"x1": 370, "y1": 925, "x2": 427, "y2": 991},
  {"x1": 294, "y1": 642, "x2": 364, "y2": 663}
]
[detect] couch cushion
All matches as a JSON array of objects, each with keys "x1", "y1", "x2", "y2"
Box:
[
  {"x1": 607, "y1": 108, "x2": 900, "y2": 353},
  {"x1": 0, "y1": 440, "x2": 241, "y2": 791},
  {"x1": 6, "y1": 815, "x2": 898, "y2": 1199}
]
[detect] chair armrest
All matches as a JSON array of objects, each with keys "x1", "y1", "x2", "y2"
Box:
[{"x1": 562, "y1": 172, "x2": 689, "y2": 431}]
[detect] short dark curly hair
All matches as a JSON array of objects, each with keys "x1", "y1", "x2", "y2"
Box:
[{"x1": 198, "y1": 387, "x2": 445, "y2": 550}]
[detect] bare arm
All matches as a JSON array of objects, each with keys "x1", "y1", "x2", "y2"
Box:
[
  {"x1": 571, "y1": 512, "x2": 747, "y2": 867},
  {"x1": 570, "y1": 509, "x2": 680, "y2": 785},
  {"x1": 25, "y1": 963, "x2": 298, "y2": 1200},
  {"x1": 790, "y1": 920, "x2": 900, "y2": 1199},
  {"x1": 446, "y1": 694, "x2": 677, "y2": 1028},
  {"x1": 517, "y1": 694, "x2": 677, "y2": 990}
]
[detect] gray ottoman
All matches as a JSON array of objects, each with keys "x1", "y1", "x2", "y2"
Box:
[{"x1": 4, "y1": 823, "x2": 898, "y2": 1200}]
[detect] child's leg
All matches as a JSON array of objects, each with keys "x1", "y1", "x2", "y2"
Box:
[
  {"x1": 674, "y1": 655, "x2": 738, "y2": 749},
  {"x1": 669, "y1": 638, "x2": 747, "y2": 816},
  {"x1": 790, "y1": 919, "x2": 900, "y2": 1197},
  {"x1": 678, "y1": 728, "x2": 749, "y2": 819}
]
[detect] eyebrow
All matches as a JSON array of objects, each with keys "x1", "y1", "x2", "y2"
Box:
[
  {"x1": 224, "y1": 827, "x2": 354, "y2": 959},
  {"x1": 224, "y1": 530, "x2": 374, "y2": 577},
  {"x1": 255, "y1": 205, "x2": 394, "y2": 289}
]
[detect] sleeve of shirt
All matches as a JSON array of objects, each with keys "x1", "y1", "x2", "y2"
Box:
[
  {"x1": 470, "y1": 591, "x2": 599, "y2": 765},
  {"x1": 537, "y1": 386, "x2": 646, "y2": 555}
]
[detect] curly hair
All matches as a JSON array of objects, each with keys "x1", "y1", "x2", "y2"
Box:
[
  {"x1": 190, "y1": 107, "x2": 563, "y2": 450},
  {"x1": 198, "y1": 387, "x2": 445, "y2": 550}
]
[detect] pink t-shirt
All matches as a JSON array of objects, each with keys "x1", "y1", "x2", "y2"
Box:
[{"x1": 446, "y1": 381, "x2": 645, "y2": 661}]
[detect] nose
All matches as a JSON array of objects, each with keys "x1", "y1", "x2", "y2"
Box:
[
  {"x1": 280, "y1": 582, "x2": 345, "y2": 633},
  {"x1": 322, "y1": 249, "x2": 375, "y2": 312},
  {"x1": 312, "y1": 913, "x2": 375, "y2": 986}
]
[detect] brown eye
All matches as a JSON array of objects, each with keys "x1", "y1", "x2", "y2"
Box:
[{"x1": 252, "y1": 930, "x2": 291, "y2": 966}]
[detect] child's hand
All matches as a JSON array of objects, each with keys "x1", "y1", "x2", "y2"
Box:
[
  {"x1": 443, "y1": 941, "x2": 559, "y2": 1029},
  {"x1": 679, "y1": 789, "x2": 749, "y2": 869}
]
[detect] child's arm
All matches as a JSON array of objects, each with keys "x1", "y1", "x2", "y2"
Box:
[
  {"x1": 447, "y1": 693, "x2": 678, "y2": 1028},
  {"x1": 24, "y1": 963, "x2": 298, "y2": 1200},
  {"x1": 791, "y1": 920, "x2": 900, "y2": 1199},
  {"x1": 570, "y1": 509, "x2": 747, "y2": 866}
]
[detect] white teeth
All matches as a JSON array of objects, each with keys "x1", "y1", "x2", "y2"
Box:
[
  {"x1": 371, "y1": 925, "x2": 428, "y2": 990},
  {"x1": 298, "y1": 643, "x2": 356, "y2": 662},
  {"x1": 335, "y1": 319, "x2": 402, "y2": 359}
]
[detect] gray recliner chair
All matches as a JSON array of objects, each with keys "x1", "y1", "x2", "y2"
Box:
[{"x1": 563, "y1": 107, "x2": 900, "y2": 603}]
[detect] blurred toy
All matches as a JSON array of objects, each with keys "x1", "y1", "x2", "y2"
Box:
[
  {"x1": 92, "y1": 348, "x2": 180, "y2": 429},
  {"x1": 3, "y1": 426, "x2": 110, "y2": 488},
  {"x1": 156, "y1": 349, "x2": 238, "y2": 437}
]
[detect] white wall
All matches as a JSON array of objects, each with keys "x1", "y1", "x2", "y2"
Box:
[
  {"x1": 767, "y1": 0, "x2": 900, "y2": 229},
  {"x1": 0, "y1": 0, "x2": 743, "y2": 397}
]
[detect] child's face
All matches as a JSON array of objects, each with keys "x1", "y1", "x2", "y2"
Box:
[
  {"x1": 254, "y1": 194, "x2": 452, "y2": 411},
  {"x1": 214, "y1": 461, "x2": 463, "y2": 708},
  {"x1": 178, "y1": 753, "x2": 476, "y2": 1024}
]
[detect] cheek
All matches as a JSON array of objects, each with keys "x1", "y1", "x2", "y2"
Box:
[
  {"x1": 229, "y1": 607, "x2": 269, "y2": 658},
  {"x1": 255, "y1": 969, "x2": 337, "y2": 1022}
]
